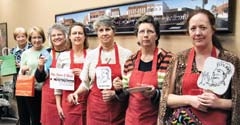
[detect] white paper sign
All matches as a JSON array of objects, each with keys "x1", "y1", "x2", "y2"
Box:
[
  {"x1": 96, "y1": 66, "x2": 112, "y2": 89},
  {"x1": 197, "y1": 57, "x2": 235, "y2": 95},
  {"x1": 50, "y1": 68, "x2": 75, "y2": 90}
]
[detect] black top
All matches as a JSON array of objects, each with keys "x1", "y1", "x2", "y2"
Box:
[{"x1": 138, "y1": 60, "x2": 153, "y2": 71}]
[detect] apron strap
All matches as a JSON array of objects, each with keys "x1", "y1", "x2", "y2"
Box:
[
  {"x1": 134, "y1": 48, "x2": 158, "y2": 72},
  {"x1": 51, "y1": 49, "x2": 57, "y2": 67},
  {"x1": 70, "y1": 49, "x2": 86, "y2": 68},
  {"x1": 185, "y1": 47, "x2": 217, "y2": 73},
  {"x1": 98, "y1": 43, "x2": 120, "y2": 65}
]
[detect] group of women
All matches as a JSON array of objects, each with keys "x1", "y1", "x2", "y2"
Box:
[{"x1": 9, "y1": 9, "x2": 240, "y2": 125}]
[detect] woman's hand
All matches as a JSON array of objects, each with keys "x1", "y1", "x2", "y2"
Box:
[
  {"x1": 16, "y1": 62, "x2": 20, "y2": 68},
  {"x1": 113, "y1": 77, "x2": 123, "y2": 90},
  {"x1": 38, "y1": 56, "x2": 46, "y2": 71},
  {"x1": 56, "y1": 105, "x2": 65, "y2": 120},
  {"x1": 189, "y1": 95, "x2": 208, "y2": 112},
  {"x1": 72, "y1": 68, "x2": 82, "y2": 76},
  {"x1": 142, "y1": 85, "x2": 156, "y2": 98},
  {"x1": 68, "y1": 93, "x2": 79, "y2": 105},
  {"x1": 21, "y1": 65, "x2": 30, "y2": 74},
  {"x1": 198, "y1": 90, "x2": 221, "y2": 109},
  {"x1": 101, "y1": 89, "x2": 115, "y2": 102}
]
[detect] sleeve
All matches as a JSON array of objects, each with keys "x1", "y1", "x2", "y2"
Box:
[
  {"x1": 231, "y1": 55, "x2": 240, "y2": 124},
  {"x1": 54, "y1": 89, "x2": 62, "y2": 95},
  {"x1": 152, "y1": 51, "x2": 173, "y2": 105},
  {"x1": 151, "y1": 88, "x2": 161, "y2": 105},
  {"x1": 115, "y1": 89, "x2": 129, "y2": 102},
  {"x1": 115, "y1": 52, "x2": 135, "y2": 102},
  {"x1": 35, "y1": 49, "x2": 52, "y2": 82},
  {"x1": 19, "y1": 51, "x2": 27, "y2": 75},
  {"x1": 10, "y1": 48, "x2": 15, "y2": 54},
  {"x1": 157, "y1": 55, "x2": 178, "y2": 122},
  {"x1": 157, "y1": 50, "x2": 174, "y2": 88},
  {"x1": 79, "y1": 52, "x2": 92, "y2": 90},
  {"x1": 56, "y1": 52, "x2": 64, "y2": 68},
  {"x1": 122, "y1": 55, "x2": 135, "y2": 88},
  {"x1": 35, "y1": 68, "x2": 47, "y2": 82}
]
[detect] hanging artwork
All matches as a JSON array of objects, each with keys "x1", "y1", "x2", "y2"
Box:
[
  {"x1": 0, "y1": 23, "x2": 8, "y2": 56},
  {"x1": 55, "y1": 0, "x2": 232, "y2": 35}
]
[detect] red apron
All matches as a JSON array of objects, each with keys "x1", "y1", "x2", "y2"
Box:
[
  {"x1": 182, "y1": 47, "x2": 227, "y2": 125},
  {"x1": 62, "y1": 50, "x2": 88, "y2": 125},
  {"x1": 125, "y1": 48, "x2": 159, "y2": 125},
  {"x1": 41, "y1": 50, "x2": 62, "y2": 125},
  {"x1": 87, "y1": 44, "x2": 127, "y2": 125}
]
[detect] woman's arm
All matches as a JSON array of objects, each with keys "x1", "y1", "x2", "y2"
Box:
[
  {"x1": 68, "y1": 52, "x2": 93, "y2": 104},
  {"x1": 68, "y1": 85, "x2": 88, "y2": 105},
  {"x1": 55, "y1": 91, "x2": 65, "y2": 120},
  {"x1": 35, "y1": 66, "x2": 47, "y2": 82},
  {"x1": 35, "y1": 55, "x2": 47, "y2": 82},
  {"x1": 166, "y1": 59, "x2": 208, "y2": 112}
]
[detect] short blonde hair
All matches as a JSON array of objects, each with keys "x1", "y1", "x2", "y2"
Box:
[
  {"x1": 13, "y1": 27, "x2": 27, "y2": 40},
  {"x1": 28, "y1": 26, "x2": 46, "y2": 43}
]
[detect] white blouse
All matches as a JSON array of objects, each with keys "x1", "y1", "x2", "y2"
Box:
[
  {"x1": 54, "y1": 49, "x2": 90, "y2": 95},
  {"x1": 80, "y1": 44, "x2": 132, "y2": 90}
]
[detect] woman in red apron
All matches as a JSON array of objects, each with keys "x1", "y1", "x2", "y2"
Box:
[
  {"x1": 119, "y1": 15, "x2": 172, "y2": 125},
  {"x1": 35, "y1": 23, "x2": 69, "y2": 125},
  {"x1": 181, "y1": 48, "x2": 227, "y2": 125},
  {"x1": 55, "y1": 23, "x2": 89, "y2": 125},
  {"x1": 68, "y1": 15, "x2": 132, "y2": 125},
  {"x1": 158, "y1": 9, "x2": 240, "y2": 125},
  {"x1": 87, "y1": 44, "x2": 128, "y2": 124},
  {"x1": 125, "y1": 48, "x2": 159, "y2": 125}
]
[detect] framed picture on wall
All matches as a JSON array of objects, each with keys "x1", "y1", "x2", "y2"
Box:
[
  {"x1": 0, "y1": 23, "x2": 8, "y2": 56},
  {"x1": 55, "y1": 0, "x2": 232, "y2": 35}
]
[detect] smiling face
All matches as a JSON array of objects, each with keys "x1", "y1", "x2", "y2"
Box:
[
  {"x1": 50, "y1": 29, "x2": 66, "y2": 48},
  {"x1": 137, "y1": 23, "x2": 157, "y2": 48},
  {"x1": 69, "y1": 25, "x2": 85, "y2": 47},
  {"x1": 15, "y1": 32, "x2": 28, "y2": 47},
  {"x1": 14, "y1": 27, "x2": 28, "y2": 48},
  {"x1": 188, "y1": 13, "x2": 214, "y2": 49},
  {"x1": 30, "y1": 31, "x2": 43, "y2": 50}
]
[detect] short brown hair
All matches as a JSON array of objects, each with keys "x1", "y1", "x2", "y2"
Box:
[{"x1": 134, "y1": 15, "x2": 160, "y2": 46}]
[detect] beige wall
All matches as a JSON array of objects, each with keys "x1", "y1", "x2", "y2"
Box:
[{"x1": 0, "y1": 0, "x2": 240, "y2": 54}]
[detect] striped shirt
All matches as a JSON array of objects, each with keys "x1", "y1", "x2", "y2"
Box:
[{"x1": 122, "y1": 48, "x2": 173, "y2": 88}]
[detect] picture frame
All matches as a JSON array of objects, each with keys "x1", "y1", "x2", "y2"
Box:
[
  {"x1": 0, "y1": 23, "x2": 8, "y2": 56},
  {"x1": 55, "y1": 0, "x2": 232, "y2": 35}
]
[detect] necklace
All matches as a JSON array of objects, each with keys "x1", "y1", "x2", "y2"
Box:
[{"x1": 102, "y1": 50, "x2": 113, "y2": 64}]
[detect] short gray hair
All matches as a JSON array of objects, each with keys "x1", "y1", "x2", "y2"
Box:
[
  {"x1": 48, "y1": 23, "x2": 68, "y2": 40},
  {"x1": 47, "y1": 23, "x2": 69, "y2": 48},
  {"x1": 93, "y1": 15, "x2": 115, "y2": 32}
]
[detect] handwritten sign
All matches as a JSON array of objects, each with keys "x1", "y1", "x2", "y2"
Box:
[
  {"x1": 96, "y1": 66, "x2": 112, "y2": 89},
  {"x1": 197, "y1": 57, "x2": 234, "y2": 95},
  {"x1": 50, "y1": 68, "x2": 74, "y2": 90}
]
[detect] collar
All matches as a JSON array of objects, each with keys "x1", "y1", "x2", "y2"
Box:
[{"x1": 15, "y1": 42, "x2": 31, "y2": 51}]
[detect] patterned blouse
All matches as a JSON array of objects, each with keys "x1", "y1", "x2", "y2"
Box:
[
  {"x1": 10, "y1": 42, "x2": 32, "y2": 64},
  {"x1": 122, "y1": 48, "x2": 173, "y2": 89},
  {"x1": 157, "y1": 48, "x2": 240, "y2": 125},
  {"x1": 118, "y1": 48, "x2": 173, "y2": 104}
]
